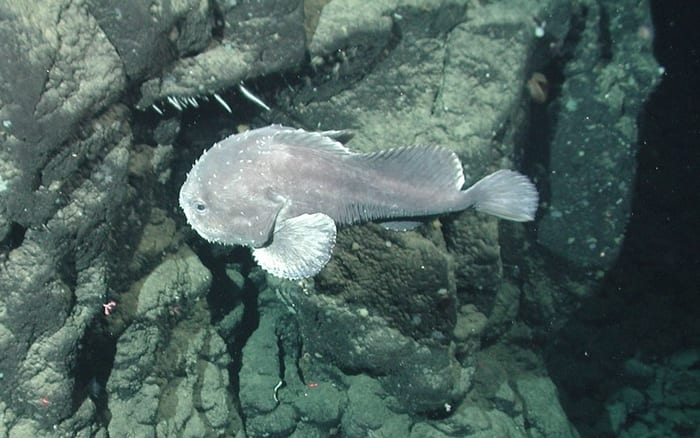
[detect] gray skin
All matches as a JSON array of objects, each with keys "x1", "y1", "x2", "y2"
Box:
[{"x1": 179, "y1": 125, "x2": 537, "y2": 279}]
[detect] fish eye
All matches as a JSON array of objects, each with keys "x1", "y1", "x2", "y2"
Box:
[{"x1": 194, "y1": 201, "x2": 207, "y2": 213}]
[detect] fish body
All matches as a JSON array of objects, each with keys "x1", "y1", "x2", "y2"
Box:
[{"x1": 179, "y1": 125, "x2": 538, "y2": 279}]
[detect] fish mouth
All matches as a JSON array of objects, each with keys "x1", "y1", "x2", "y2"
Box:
[
  {"x1": 182, "y1": 216, "x2": 227, "y2": 245},
  {"x1": 179, "y1": 206, "x2": 247, "y2": 247}
]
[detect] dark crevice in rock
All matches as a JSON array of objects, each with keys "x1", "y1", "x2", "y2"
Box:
[
  {"x1": 71, "y1": 320, "x2": 117, "y2": 426},
  {"x1": 520, "y1": 4, "x2": 588, "y2": 216},
  {"x1": 596, "y1": 3, "x2": 613, "y2": 63},
  {"x1": 0, "y1": 221, "x2": 26, "y2": 253},
  {"x1": 279, "y1": 30, "x2": 402, "y2": 110},
  {"x1": 188, "y1": 240, "x2": 260, "y2": 422},
  {"x1": 227, "y1": 275, "x2": 261, "y2": 425},
  {"x1": 209, "y1": 0, "x2": 226, "y2": 41},
  {"x1": 274, "y1": 332, "x2": 286, "y2": 403}
]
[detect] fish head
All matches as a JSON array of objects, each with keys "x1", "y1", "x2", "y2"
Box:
[{"x1": 179, "y1": 143, "x2": 282, "y2": 248}]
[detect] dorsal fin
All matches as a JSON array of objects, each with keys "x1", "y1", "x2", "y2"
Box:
[
  {"x1": 270, "y1": 125, "x2": 351, "y2": 155},
  {"x1": 355, "y1": 145, "x2": 465, "y2": 190}
]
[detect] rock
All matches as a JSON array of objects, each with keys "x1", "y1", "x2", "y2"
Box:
[
  {"x1": 88, "y1": 0, "x2": 212, "y2": 80},
  {"x1": 292, "y1": 287, "x2": 470, "y2": 413},
  {"x1": 514, "y1": 376, "x2": 580, "y2": 438},
  {"x1": 136, "y1": 0, "x2": 306, "y2": 109},
  {"x1": 135, "y1": 246, "x2": 211, "y2": 321},
  {"x1": 292, "y1": 383, "x2": 345, "y2": 426},
  {"x1": 410, "y1": 404, "x2": 525, "y2": 437},
  {"x1": 238, "y1": 301, "x2": 287, "y2": 415},
  {"x1": 107, "y1": 249, "x2": 240, "y2": 436},
  {"x1": 340, "y1": 375, "x2": 412, "y2": 438},
  {"x1": 535, "y1": 0, "x2": 661, "y2": 269}
]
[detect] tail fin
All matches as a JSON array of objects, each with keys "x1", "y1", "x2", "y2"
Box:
[{"x1": 463, "y1": 170, "x2": 538, "y2": 221}]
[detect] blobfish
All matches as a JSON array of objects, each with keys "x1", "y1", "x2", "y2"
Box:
[{"x1": 179, "y1": 125, "x2": 538, "y2": 279}]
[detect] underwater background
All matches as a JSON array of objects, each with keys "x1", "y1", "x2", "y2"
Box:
[{"x1": 0, "y1": 0, "x2": 697, "y2": 437}]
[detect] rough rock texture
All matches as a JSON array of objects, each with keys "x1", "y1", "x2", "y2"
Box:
[
  {"x1": 88, "y1": 0, "x2": 214, "y2": 81},
  {"x1": 0, "y1": 94, "x2": 131, "y2": 431},
  {"x1": 0, "y1": 1, "x2": 126, "y2": 228},
  {"x1": 0, "y1": 0, "x2": 661, "y2": 436},
  {"x1": 535, "y1": 0, "x2": 660, "y2": 270},
  {"x1": 135, "y1": 0, "x2": 307, "y2": 110},
  {"x1": 601, "y1": 350, "x2": 700, "y2": 437},
  {"x1": 106, "y1": 247, "x2": 240, "y2": 437},
  {"x1": 522, "y1": 0, "x2": 661, "y2": 334},
  {"x1": 299, "y1": 224, "x2": 470, "y2": 413}
]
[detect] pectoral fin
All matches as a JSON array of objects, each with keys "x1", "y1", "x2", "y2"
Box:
[{"x1": 253, "y1": 213, "x2": 337, "y2": 280}]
